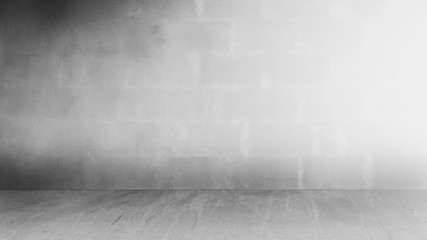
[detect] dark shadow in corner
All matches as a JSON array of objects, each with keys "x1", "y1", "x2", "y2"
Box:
[{"x1": 0, "y1": 153, "x2": 86, "y2": 189}]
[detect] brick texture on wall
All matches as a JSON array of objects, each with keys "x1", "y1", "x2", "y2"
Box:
[{"x1": 1, "y1": 0, "x2": 427, "y2": 189}]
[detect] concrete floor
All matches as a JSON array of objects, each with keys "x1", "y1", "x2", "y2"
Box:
[{"x1": 1, "y1": 191, "x2": 427, "y2": 240}]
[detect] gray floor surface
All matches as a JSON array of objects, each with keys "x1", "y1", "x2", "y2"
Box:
[{"x1": 1, "y1": 190, "x2": 426, "y2": 240}]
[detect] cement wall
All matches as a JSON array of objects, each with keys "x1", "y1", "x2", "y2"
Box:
[{"x1": 1, "y1": 0, "x2": 427, "y2": 189}]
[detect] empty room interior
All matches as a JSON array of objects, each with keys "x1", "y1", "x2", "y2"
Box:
[{"x1": 1, "y1": 0, "x2": 427, "y2": 239}]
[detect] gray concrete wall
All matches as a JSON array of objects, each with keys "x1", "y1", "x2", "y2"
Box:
[{"x1": 1, "y1": 0, "x2": 427, "y2": 189}]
